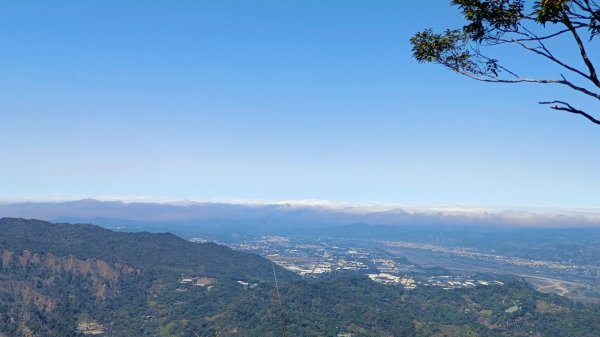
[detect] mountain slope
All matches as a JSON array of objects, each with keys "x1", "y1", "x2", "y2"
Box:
[
  {"x1": 0, "y1": 218, "x2": 297, "y2": 337},
  {"x1": 1, "y1": 218, "x2": 599, "y2": 337},
  {"x1": 0, "y1": 218, "x2": 295, "y2": 281}
]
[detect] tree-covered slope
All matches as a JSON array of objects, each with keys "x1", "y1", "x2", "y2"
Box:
[
  {"x1": 0, "y1": 218, "x2": 294, "y2": 281},
  {"x1": 1, "y1": 218, "x2": 599, "y2": 337}
]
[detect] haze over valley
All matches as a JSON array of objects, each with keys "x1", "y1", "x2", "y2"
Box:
[{"x1": 3, "y1": 199, "x2": 600, "y2": 303}]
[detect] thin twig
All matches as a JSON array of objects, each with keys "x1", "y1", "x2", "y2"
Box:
[{"x1": 539, "y1": 100, "x2": 600, "y2": 124}]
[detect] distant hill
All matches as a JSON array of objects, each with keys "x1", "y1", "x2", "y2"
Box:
[
  {"x1": 0, "y1": 217, "x2": 294, "y2": 281},
  {"x1": 1, "y1": 218, "x2": 599, "y2": 337},
  {"x1": 2, "y1": 198, "x2": 600, "y2": 228}
]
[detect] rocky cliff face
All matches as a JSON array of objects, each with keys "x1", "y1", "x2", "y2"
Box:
[
  {"x1": 2, "y1": 250, "x2": 136, "y2": 280},
  {"x1": 0, "y1": 249, "x2": 143, "y2": 337},
  {"x1": 1, "y1": 249, "x2": 136, "y2": 301},
  {"x1": 0, "y1": 280, "x2": 57, "y2": 313}
]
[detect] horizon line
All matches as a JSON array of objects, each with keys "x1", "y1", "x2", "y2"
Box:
[{"x1": 1, "y1": 196, "x2": 599, "y2": 215}]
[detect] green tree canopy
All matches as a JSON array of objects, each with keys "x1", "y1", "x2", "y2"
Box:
[{"x1": 411, "y1": 0, "x2": 600, "y2": 125}]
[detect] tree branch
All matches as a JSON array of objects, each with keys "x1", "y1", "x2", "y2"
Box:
[
  {"x1": 563, "y1": 15, "x2": 600, "y2": 87},
  {"x1": 539, "y1": 100, "x2": 600, "y2": 124},
  {"x1": 450, "y1": 68, "x2": 600, "y2": 101},
  {"x1": 508, "y1": 37, "x2": 591, "y2": 81},
  {"x1": 572, "y1": 0, "x2": 596, "y2": 16},
  {"x1": 458, "y1": 72, "x2": 561, "y2": 84},
  {"x1": 558, "y1": 75, "x2": 600, "y2": 100}
]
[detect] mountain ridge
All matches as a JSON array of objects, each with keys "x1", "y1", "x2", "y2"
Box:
[{"x1": 2, "y1": 199, "x2": 600, "y2": 228}]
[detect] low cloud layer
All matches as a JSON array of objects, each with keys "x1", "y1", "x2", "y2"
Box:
[{"x1": 1, "y1": 199, "x2": 599, "y2": 228}]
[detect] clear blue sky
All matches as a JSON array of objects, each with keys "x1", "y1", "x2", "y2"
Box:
[{"x1": 1, "y1": 0, "x2": 599, "y2": 208}]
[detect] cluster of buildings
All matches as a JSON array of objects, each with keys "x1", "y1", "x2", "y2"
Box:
[
  {"x1": 179, "y1": 276, "x2": 216, "y2": 289},
  {"x1": 192, "y1": 235, "x2": 506, "y2": 292},
  {"x1": 227, "y1": 236, "x2": 415, "y2": 288},
  {"x1": 425, "y1": 275, "x2": 504, "y2": 290},
  {"x1": 267, "y1": 254, "x2": 371, "y2": 276},
  {"x1": 229, "y1": 236, "x2": 377, "y2": 276},
  {"x1": 179, "y1": 276, "x2": 258, "y2": 290},
  {"x1": 367, "y1": 273, "x2": 417, "y2": 289},
  {"x1": 365, "y1": 273, "x2": 505, "y2": 291}
]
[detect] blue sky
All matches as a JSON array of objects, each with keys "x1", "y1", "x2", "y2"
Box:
[{"x1": 1, "y1": 1, "x2": 599, "y2": 208}]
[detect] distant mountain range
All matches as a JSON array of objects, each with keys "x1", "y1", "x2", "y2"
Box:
[{"x1": 1, "y1": 199, "x2": 599, "y2": 228}]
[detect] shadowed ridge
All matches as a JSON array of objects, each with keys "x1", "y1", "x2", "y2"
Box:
[{"x1": 0, "y1": 217, "x2": 297, "y2": 282}]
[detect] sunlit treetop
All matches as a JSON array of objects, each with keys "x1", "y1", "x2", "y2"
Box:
[{"x1": 411, "y1": 0, "x2": 600, "y2": 125}]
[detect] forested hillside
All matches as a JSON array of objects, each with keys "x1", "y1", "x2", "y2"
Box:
[{"x1": 1, "y1": 218, "x2": 599, "y2": 337}]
